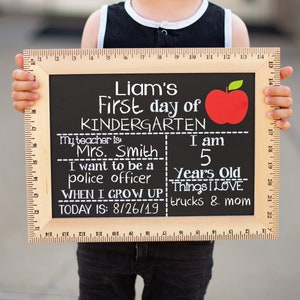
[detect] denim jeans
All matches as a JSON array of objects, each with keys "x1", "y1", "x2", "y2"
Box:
[{"x1": 77, "y1": 241, "x2": 214, "y2": 300}]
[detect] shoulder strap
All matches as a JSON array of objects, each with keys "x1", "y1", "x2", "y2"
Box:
[
  {"x1": 224, "y1": 8, "x2": 232, "y2": 47},
  {"x1": 97, "y1": 4, "x2": 108, "y2": 49}
]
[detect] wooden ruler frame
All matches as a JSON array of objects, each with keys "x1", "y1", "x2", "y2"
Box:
[{"x1": 24, "y1": 47, "x2": 280, "y2": 243}]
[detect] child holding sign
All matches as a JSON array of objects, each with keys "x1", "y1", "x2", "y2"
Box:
[{"x1": 12, "y1": 0, "x2": 293, "y2": 299}]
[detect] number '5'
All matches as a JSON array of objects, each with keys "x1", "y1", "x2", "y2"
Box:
[{"x1": 200, "y1": 149, "x2": 211, "y2": 166}]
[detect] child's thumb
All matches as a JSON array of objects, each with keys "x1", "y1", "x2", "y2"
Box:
[{"x1": 15, "y1": 54, "x2": 24, "y2": 69}]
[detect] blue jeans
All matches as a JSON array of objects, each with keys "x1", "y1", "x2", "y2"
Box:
[{"x1": 77, "y1": 241, "x2": 214, "y2": 300}]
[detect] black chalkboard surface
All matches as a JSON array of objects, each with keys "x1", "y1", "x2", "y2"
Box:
[
  {"x1": 24, "y1": 48, "x2": 280, "y2": 242},
  {"x1": 50, "y1": 73, "x2": 255, "y2": 218}
]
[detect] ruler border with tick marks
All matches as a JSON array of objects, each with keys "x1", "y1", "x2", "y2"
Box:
[{"x1": 23, "y1": 47, "x2": 280, "y2": 243}]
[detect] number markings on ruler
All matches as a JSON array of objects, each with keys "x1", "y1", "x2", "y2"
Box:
[{"x1": 23, "y1": 47, "x2": 280, "y2": 243}]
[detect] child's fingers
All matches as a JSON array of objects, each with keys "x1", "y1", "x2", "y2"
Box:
[
  {"x1": 280, "y1": 66, "x2": 293, "y2": 81},
  {"x1": 265, "y1": 95, "x2": 293, "y2": 108},
  {"x1": 268, "y1": 107, "x2": 293, "y2": 120},
  {"x1": 264, "y1": 66, "x2": 294, "y2": 131},
  {"x1": 12, "y1": 69, "x2": 35, "y2": 81},
  {"x1": 264, "y1": 85, "x2": 292, "y2": 98},
  {"x1": 12, "y1": 79, "x2": 39, "y2": 93},
  {"x1": 11, "y1": 90, "x2": 40, "y2": 102},
  {"x1": 12, "y1": 91, "x2": 39, "y2": 113},
  {"x1": 11, "y1": 66, "x2": 40, "y2": 113},
  {"x1": 15, "y1": 54, "x2": 24, "y2": 69},
  {"x1": 275, "y1": 119, "x2": 291, "y2": 131},
  {"x1": 13, "y1": 99, "x2": 35, "y2": 113}
]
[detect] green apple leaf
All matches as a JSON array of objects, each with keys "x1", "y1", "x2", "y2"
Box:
[{"x1": 228, "y1": 80, "x2": 244, "y2": 92}]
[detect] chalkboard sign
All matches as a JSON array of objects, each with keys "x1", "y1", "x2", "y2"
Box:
[{"x1": 24, "y1": 48, "x2": 280, "y2": 243}]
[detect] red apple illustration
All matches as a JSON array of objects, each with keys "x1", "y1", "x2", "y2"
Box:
[{"x1": 205, "y1": 80, "x2": 249, "y2": 124}]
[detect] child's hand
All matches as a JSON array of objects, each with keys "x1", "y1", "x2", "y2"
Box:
[
  {"x1": 11, "y1": 54, "x2": 40, "y2": 113},
  {"x1": 264, "y1": 66, "x2": 294, "y2": 130}
]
